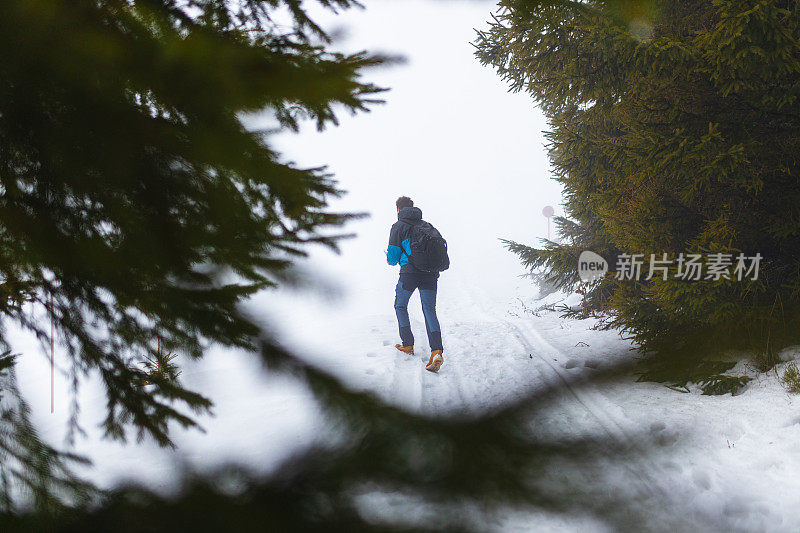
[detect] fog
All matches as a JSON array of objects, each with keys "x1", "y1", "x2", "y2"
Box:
[
  {"x1": 19, "y1": 0, "x2": 566, "y2": 493},
  {"x1": 268, "y1": 0, "x2": 564, "y2": 290}
]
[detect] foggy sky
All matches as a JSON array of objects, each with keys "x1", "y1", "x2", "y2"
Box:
[{"x1": 269, "y1": 0, "x2": 564, "y2": 283}]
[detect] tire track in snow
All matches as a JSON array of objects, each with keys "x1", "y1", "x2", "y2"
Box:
[
  {"x1": 500, "y1": 317, "x2": 671, "y2": 503},
  {"x1": 386, "y1": 323, "x2": 472, "y2": 416},
  {"x1": 453, "y1": 277, "x2": 667, "y2": 498},
  {"x1": 391, "y1": 348, "x2": 422, "y2": 412},
  {"x1": 420, "y1": 349, "x2": 469, "y2": 416},
  {"x1": 451, "y1": 277, "x2": 684, "y2": 515},
  {"x1": 456, "y1": 278, "x2": 668, "y2": 495},
  {"x1": 389, "y1": 318, "x2": 436, "y2": 413},
  {"x1": 444, "y1": 358, "x2": 468, "y2": 414}
]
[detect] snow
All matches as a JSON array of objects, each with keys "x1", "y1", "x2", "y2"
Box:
[
  {"x1": 252, "y1": 259, "x2": 800, "y2": 531},
  {"x1": 9, "y1": 1, "x2": 800, "y2": 530},
  {"x1": 14, "y1": 224, "x2": 800, "y2": 530},
  {"x1": 20, "y1": 241, "x2": 800, "y2": 529}
]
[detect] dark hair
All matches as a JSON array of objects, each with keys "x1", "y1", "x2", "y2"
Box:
[{"x1": 396, "y1": 196, "x2": 413, "y2": 210}]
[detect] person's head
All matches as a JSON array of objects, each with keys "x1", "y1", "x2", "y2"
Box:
[{"x1": 396, "y1": 196, "x2": 413, "y2": 213}]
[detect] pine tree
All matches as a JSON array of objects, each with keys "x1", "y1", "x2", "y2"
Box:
[
  {"x1": 0, "y1": 1, "x2": 708, "y2": 527},
  {"x1": 476, "y1": 0, "x2": 800, "y2": 375},
  {"x1": 0, "y1": 352, "x2": 93, "y2": 512},
  {"x1": 0, "y1": 0, "x2": 382, "y2": 510}
]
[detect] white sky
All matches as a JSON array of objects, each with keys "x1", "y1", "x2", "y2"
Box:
[{"x1": 269, "y1": 0, "x2": 564, "y2": 278}]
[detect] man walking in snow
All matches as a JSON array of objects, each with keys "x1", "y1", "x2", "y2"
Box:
[{"x1": 386, "y1": 196, "x2": 445, "y2": 372}]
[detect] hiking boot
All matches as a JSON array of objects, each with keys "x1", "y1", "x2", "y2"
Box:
[
  {"x1": 395, "y1": 344, "x2": 414, "y2": 355},
  {"x1": 425, "y1": 350, "x2": 444, "y2": 372}
]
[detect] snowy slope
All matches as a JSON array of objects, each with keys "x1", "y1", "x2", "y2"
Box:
[
  {"x1": 9, "y1": 1, "x2": 800, "y2": 530},
  {"x1": 258, "y1": 251, "x2": 800, "y2": 532},
  {"x1": 13, "y1": 216, "x2": 800, "y2": 531}
]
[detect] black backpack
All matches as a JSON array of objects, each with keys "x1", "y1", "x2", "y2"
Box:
[{"x1": 407, "y1": 221, "x2": 450, "y2": 272}]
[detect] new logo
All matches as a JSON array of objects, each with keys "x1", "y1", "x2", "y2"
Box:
[{"x1": 578, "y1": 251, "x2": 608, "y2": 282}]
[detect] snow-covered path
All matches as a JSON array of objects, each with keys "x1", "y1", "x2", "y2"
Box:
[
  {"x1": 253, "y1": 248, "x2": 800, "y2": 531},
  {"x1": 10, "y1": 1, "x2": 800, "y2": 525},
  {"x1": 14, "y1": 232, "x2": 800, "y2": 530},
  {"x1": 260, "y1": 265, "x2": 557, "y2": 418}
]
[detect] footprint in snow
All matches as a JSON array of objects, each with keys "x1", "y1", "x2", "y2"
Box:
[
  {"x1": 382, "y1": 340, "x2": 391, "y2": 346},
  {"x1": 366, "y1": 352, "x2": 377, "y2": 358},
  {"x1": 782, "y1": 416, "x2": 800, "y2": 427},
  {"x1": 722, "y1": 498, "x2": 751, "y2": 517},
  {"x1": 656, "y1": 431, "x2": 678, "y2": 447},
  {"x1": 365, "y1": 369, "x2": 375, "y2": 375},
  {"x1": 649, "y1": 421, "x2": 667, "y2": 433},
  {"x1": 584, "y1": 359, "x2": 600, "y2": 369},
  {"x1": 692, "y1": 470, "x2": 711, "y2": 491},
  {"x1": 564, "y1": 359, "x2": 580, "y2": 369}
]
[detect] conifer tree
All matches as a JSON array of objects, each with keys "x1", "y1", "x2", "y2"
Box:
[
  {"x1": 0, "y1": 1, "x2": 687, "y2": 526},
  {"x1": 476, "y1": 0, "x2": 800, "y2": 375},
  {"x1": 0, "y1": 0, "x2": 382, "y2": 509}
]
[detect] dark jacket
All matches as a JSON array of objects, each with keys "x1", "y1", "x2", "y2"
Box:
[{"x1": 386, "y1": 207, "x2": 437, "y2": 276}]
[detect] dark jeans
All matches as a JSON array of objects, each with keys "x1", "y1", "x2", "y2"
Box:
[{"x1": 394, "y1": 273, "x2": 443, "y2": 352}]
